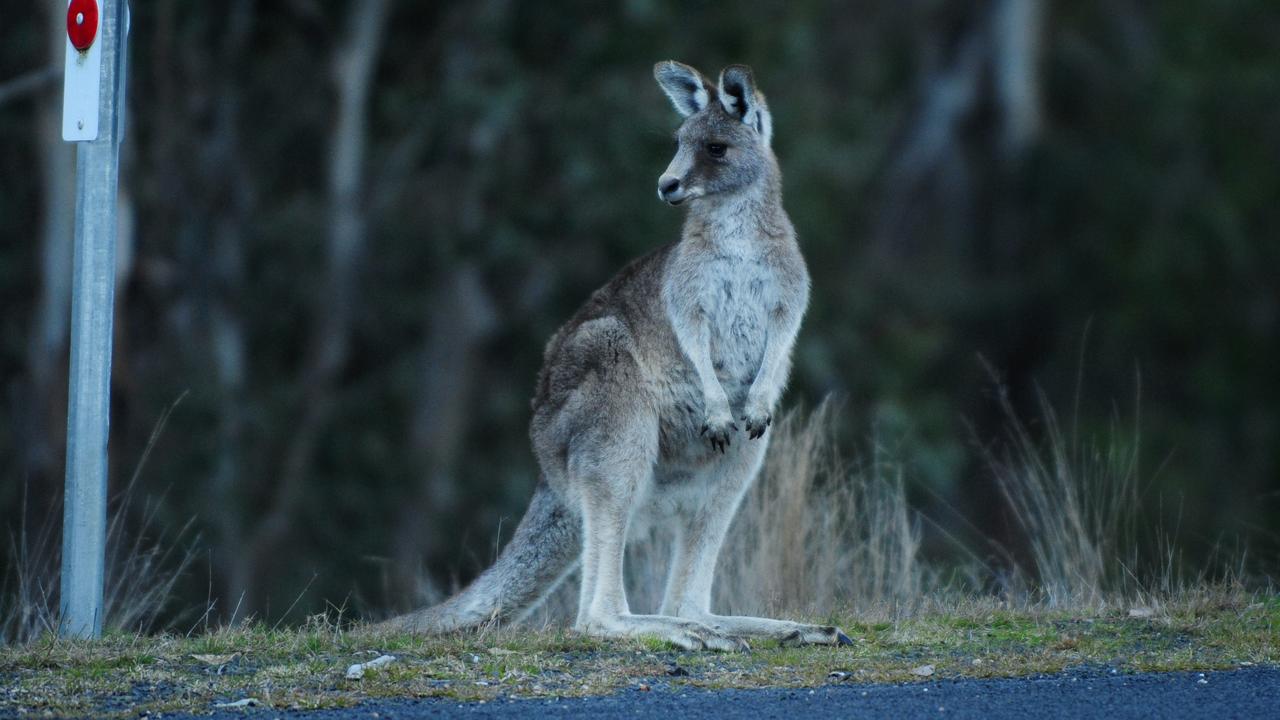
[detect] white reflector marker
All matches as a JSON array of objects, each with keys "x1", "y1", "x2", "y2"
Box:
[{"x1": 63, "y1": 0, "x2": 103, "y2": 141}]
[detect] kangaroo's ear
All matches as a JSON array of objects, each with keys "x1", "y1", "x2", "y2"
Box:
[
  {"x1": 654, "y1": 61, "x2": 714, "y2": 117},
  {"x1": 718, "y1": 64, "x2": 772, "y2": 145}
]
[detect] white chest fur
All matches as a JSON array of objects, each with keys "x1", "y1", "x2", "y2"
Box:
[
  {"x1": 662, "y1": 188, "x2": 801, "y2": 418},
  {"x1": 702, "y1": 251, "x2": 776, "y2": 399},
  {"x1": 665, "y1": 227, "x2": 782, "y2": 409}
]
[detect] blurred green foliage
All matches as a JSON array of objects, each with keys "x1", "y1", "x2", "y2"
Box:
[{"x1": 0, "y1": 0, "x2": 1276, "y2": 625}]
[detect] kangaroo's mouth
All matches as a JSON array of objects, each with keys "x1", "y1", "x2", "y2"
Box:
[{"x1": 658, "y1": 184, "x2": 701, "y2": 206}]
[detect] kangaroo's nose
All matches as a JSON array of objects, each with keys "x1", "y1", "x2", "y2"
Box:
[{"x1": 659, "y1": 177, "x2": 681, "y2": 197}]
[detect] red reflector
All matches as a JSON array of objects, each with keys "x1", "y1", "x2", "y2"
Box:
[{"x1": 67, "y1": 0, "x2": 99, "y2": 52}]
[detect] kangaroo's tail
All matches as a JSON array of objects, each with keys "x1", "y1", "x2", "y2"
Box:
[{"x1": 377, "y1": 480, "x2": 580, "y2": 634}]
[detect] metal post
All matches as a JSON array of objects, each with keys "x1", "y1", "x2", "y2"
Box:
[{"x1": 60, "y1": 0, "x2": 129, "y2": 639}]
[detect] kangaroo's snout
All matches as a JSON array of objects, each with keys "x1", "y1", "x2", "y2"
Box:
[{"x1": 658, "y1": 175, "x2": 685, "y2": 205}]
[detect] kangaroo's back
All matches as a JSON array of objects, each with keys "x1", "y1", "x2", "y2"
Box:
[{"x1": 531, "y1": 242, "x2": 676, "y2": 421}]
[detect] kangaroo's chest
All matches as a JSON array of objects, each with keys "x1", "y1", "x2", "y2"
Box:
[
  {"x1": 652, "y1": 252, "x2": 779, "y2": 478},
  {"x1": 691, "y1": 253, "x2": 779, "y2": 395}
]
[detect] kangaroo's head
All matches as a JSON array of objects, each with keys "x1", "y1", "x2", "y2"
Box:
[{"x1": 653, "y1": 61, "x2": 775, "y2": 207}]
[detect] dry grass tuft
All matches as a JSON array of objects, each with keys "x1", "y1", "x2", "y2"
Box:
[
  {"x1": 1, "y1": 398, "x2": 196, "y2": 645},
  {"x1": 710, "y1": 399, "x2": 923, "y2": 616},
  {"x1": 1, "y1": 487, "x2": 196, "y2": 644},
  {"x1": 983, "y1": 384, "x2": 1173, "y2": 608}
]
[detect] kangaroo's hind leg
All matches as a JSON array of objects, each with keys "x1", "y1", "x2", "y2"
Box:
[
  {"x1": 563, "y1": 401, "x2": 744, "y2": 646},
  {"x1": 660, "y1": 437, "x2": 852, "y2": 646},
  {"x1": 569, "y1": 433, "x2": 748, "y2": 652},
  {"x1": 538, "y1": 317, "x2": 745, "y2": 650}
]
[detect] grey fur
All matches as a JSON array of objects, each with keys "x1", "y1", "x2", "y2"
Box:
[{"x1": 383, "y1": 62, "x2": 847, "y2": 650}]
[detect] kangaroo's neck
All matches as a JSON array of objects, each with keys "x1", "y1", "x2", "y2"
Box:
[{"x1": 683, "y1": 170, "x2": 789, "y2": 254}]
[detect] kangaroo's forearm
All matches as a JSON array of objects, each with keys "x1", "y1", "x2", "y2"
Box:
[
  {"x1": 747, "y1": 312, "x2": 803, "y2": 411},
  {"x1": 673, "y1": 314, "x2": 731, "y2": 414}
]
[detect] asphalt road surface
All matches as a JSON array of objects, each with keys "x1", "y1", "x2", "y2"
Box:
[{"x1": 175, "y1": 665, "x2": 1280, "y2": 719}]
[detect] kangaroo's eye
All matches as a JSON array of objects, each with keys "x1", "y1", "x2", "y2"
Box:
[{"x1": 706, "y1": 143, "x2": 727, "y2": 158}]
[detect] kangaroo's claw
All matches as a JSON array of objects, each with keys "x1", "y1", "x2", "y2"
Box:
[
  {"x1": 702, "y1": 414, "x2": 736, "y2": 453},
  {"x1": 742, "y1": 410, "x2": 772, "y2": 440}
]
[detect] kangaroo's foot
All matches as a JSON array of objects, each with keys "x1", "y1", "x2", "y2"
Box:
[
  {"x1": 682, "y1": 613, "x2": 853, "y2": 646},
  {"x1": 578, "y1": 613, "x2": 750, "y2": 652}
]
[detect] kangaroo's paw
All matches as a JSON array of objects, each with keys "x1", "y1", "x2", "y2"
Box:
[
  {"x1": 741, "y1": 410, "x2": 772, "y2": 440},
  {"x1": 700, "y1": 413, "x2": 738, "y2": 453}
]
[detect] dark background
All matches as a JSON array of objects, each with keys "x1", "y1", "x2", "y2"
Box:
[{"x1": 1, "y1": 0, "x2": 1277, "y2": 629}]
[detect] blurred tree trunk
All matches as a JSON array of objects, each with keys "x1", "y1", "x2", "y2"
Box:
[
  {"x1": 241, "y1": 0, "x2": 392, "y2": 614},
  {"x1": 876, "y1": 0, "x2": 1045, "y2": 250},
  {"x1": 389, "y1": 263, "x2": 498, "y2": 607},
  {"x1": 200, "y1": 0, "x2": 257, "y2": 616},
  {"x1": 379, "y1": 0, "x2": 525, "y2": 606},
  {"x1": 872, "y1": 0, "x2": 1048, "y2": 566},
  {"x1": 973, "y1": 0, "x2": 1048, "y2": 568},
  {"x1": 992, "y1": 0, "x2": 1045, "y2": 159}
]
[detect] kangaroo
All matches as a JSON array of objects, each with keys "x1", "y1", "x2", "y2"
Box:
[{"x1": 382, "y1": 61, "x2": 850, "y2": 650}]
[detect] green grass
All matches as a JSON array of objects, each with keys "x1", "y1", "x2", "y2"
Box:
[{"x1": 2, "y1": 589, "x2": 1276, "y2": 718}]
